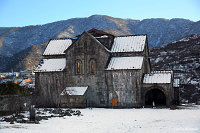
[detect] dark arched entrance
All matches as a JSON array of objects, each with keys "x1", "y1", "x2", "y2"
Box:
[{"x1": 145, "y1": 89, "x2": 166, "y2": 107}]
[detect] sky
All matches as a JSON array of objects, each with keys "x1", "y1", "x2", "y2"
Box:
[{"x1": 0, "y1": 0, "x2": 199, "y2": 27}]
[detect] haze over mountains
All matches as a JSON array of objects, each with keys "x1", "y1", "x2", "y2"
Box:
[{"x1": 0, "y1": 15, "x2": 200, "y2": 72}]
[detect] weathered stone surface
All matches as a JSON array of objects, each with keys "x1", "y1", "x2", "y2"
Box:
[
  {"x1": 34, "y1": 29, "x2": 177, "y2": 108},
  {"x1": 0, "y1": 95, "x2": 31, "y2": 112}
]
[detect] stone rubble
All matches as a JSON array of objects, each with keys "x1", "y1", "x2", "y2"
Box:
[{"x1": 0, "y1": 108, "x2": 82, "y2": 124}]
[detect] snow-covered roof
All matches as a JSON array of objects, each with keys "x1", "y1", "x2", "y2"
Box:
[
  {"x1": 43, "y1": 39, "x2": 72, "y2": 55},
  {"x1": 106, "y1": 56, "x2": 144, "y2": 70},
  {"x1": 34, "y1": 58, "x2": 66, "y2": 72},
  {"x1": 111, "y1": 35, "x2": 146, "y2": 52},
  {"x1": 143, "y1": 71, "x2": 172, "y2": 84},
  {"x1": 60, "y1": 87, "x2": 88, "y2": 96}
]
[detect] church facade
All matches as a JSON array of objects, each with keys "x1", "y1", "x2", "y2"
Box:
[{"x1": 34, "y1": 29, "x2": 178, "y2": 108}]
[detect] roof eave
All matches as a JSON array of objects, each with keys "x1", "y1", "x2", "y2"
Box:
[
  {"x1": 143, "y1": 82, "x2": 171, "y2": 84},
  {"x1": 34, "y1": 70, "x2": 64, "y2": 73},
  {"x1": 105, "y1": 68, "x2": 142, "y2": 71},
  {"x1": 42, "y1": 53, "x2": 66, "y2": 56},
  {"x1": 111, "y1": 50, "x2": 144, "y2": 53}
]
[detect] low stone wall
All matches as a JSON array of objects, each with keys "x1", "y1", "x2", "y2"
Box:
[
  {"x1": 0, "y1": 95, "x2": 31, "y2": 112},
  {"x1": 60, "y1": 95, "x2": 86, "y2": 108}
]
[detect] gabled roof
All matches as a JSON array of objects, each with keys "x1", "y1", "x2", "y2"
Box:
[
  {"x1": 43, "y1": 39, "x2": 72, "y2": 55},
  {"x1": 64, "y1": 31, "x2": 111, "y2": 54},
  {"x1": 60, "y1": 87, "x2": 88, "y2": 96},
  {"x1": 106, "y1": 56, "x2": 144, "y2": 70},
  {"x1": 143, "y1": 71, "x2": 172, "y2": 84},
  {"x1": 34, "y1": 58, "x2": 66, "y2": 72},
  {"x1": 42, "y1": 29, "x2": 148, "y2": 57},
  {"x1": 111, "y1": 35, "x2": 146, "y2": 52}
]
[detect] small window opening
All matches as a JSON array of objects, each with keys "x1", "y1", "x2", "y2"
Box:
[
  {"x1": 75, "y1": 60, "x2": 82, "y2": 74},
  {"x1": 91, "y1": 62, "x2": 95, "y2": 73},
  {"x1": 77, "y1": 62, "x2": 81, "y2": 73}
]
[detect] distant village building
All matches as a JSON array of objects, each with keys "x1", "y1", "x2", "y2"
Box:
[
  {"x1": 34, "y1": 29, "x2": 178, "y2": 108},
  {"x1": 20, "y1": 70, "x2": 34, "y2": 78}
]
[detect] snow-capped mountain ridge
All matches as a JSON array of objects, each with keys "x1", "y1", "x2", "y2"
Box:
[{"x1": 0, "y1": 15, "x2": 199, "y2": 57}]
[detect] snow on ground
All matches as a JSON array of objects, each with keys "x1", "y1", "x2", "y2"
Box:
[{"x1": 1, "y1": 106, "x2": 200, "y2": 133}]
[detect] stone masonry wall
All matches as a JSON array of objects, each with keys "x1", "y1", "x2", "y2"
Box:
[
  {"x1": 64, "y1": 32, "x2": 111, "y2": 107},
  {"x1": 0, "y1": 95, "x2": 31, "y2": 112},
  {"x1": 105, "y1": 70, "x2": 144, "y2": 107},
  {"x1": 35, "y1": 72, "x2": 65, "y2": 107}
]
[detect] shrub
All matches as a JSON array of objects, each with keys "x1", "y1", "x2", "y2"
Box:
[{"x1": 0, "y1": 82, "x2": 30, "y2": 96}]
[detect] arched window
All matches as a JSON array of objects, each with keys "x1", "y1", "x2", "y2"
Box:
[
  {"x1": 91, "y1": 62, "x2": 95, "y2": 74},
  {"x1": 89, "y1": 59, "x2": 96, "y2": 74},
  {"x1": 75, "y1": 60, "x2": 82, "y2": 74},
  {"x1": 77, "y1": 61, "x2": 81, "y2": 73}
]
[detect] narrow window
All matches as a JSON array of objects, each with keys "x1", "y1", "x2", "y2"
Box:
[
  {"x1": 89, "y1": 59, "x2": 96, "y2": 74},
  {"x1": 75, "y1": 60, "x2": 82, "y2": 74},
  {"x1": 91, "y1": 62, "x2": 95, "y2": 74},
  {"x1": 77, "y1": 62, "x2": 81, "y2": 73}
]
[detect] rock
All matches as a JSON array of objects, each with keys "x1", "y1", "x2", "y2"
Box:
[
  {"x1": 16, "y1": 115, "x2": 24, "y2": 119},
  {"x1": 16, "y1": 118, "x2": 23, "y2": 123},
  {"x1": 10, "y1": 121, "x2": 14, "y2": 124},
  {"x1": 73, "y1": 110, "x2": 81, "y2": 116},
  {"x1": 4, "y1": 117, "x2": 15, "y2": 122},
  {"x1": 22, "y1": 118, "x2": 28, "y2": 123},
  {"x1": 44, "y1": 108, "x2": 52, "y2": 112},
  {"x1": 64, "y1": 111, "x2": 72, "y2": 116},
  {"x1": 35, "y1": 120, "x2": 40, "y2": 124},
  {"x1": 51, "y1": 109, "x2": 61, "y2": 114},
  {"x1": 23, "y1": 117, "x2": 29, "y2": 121},
  {"x1": 37, "y1": 111, "x2": 41, "y2": 114},
  {"x1": 27, "y1": 121, "x2": 35, "y2": 124},
  {"x1": 43, "y1": 108, "x2": 49, "y2": 112},
  {"x1": 47, "y1": 116, "x2": 51, "y2": 118},
  {"x1": 35, "y1": 116, "x2": 42, "y2": 121},
  {"x1": 42, "y1": 116, "x2": 48, "y2": 120},
  {"x1": 76, "y1": 110, "x2": 81, "y2": 114},
  {"x1": 66, "y1": 109, "x2": 72, "y2": 112},
  {"x1": 69, "y1": 110, "x2": 75, "y2": 114},
  {"x1": 59, "y1": 114, "x2": 64, "y2": 117}
]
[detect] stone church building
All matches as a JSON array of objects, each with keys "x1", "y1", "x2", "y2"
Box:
[{"x1": 34, "y1": 29, "x2": 178, "y2": 108}]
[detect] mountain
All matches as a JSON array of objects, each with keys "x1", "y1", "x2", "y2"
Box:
[
  {"x1": 1, "y1": 45, "x2": 46, "y2": 72},
  {"x1": 150, "y1": 35, "x2": 200, "y2": 102},
  {"x1": 0, "y1": 15, "x2": 200, "y2": 72},
  {"x1": 0, "y1": 15, "x2": 199, "y2": 57}
]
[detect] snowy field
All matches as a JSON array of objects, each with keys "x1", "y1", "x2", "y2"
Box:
[{"x1": 0, "y1": 106, "x2": 200, "y2": 133}]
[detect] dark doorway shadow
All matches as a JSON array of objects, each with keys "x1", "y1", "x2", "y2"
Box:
[{"x1": 145, "y1": 89, "x2": 166, "y2": 107}]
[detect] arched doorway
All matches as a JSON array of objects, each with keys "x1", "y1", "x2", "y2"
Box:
[{"x1": 145, "y1": 89, "x2": 166, "y2": 107}]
